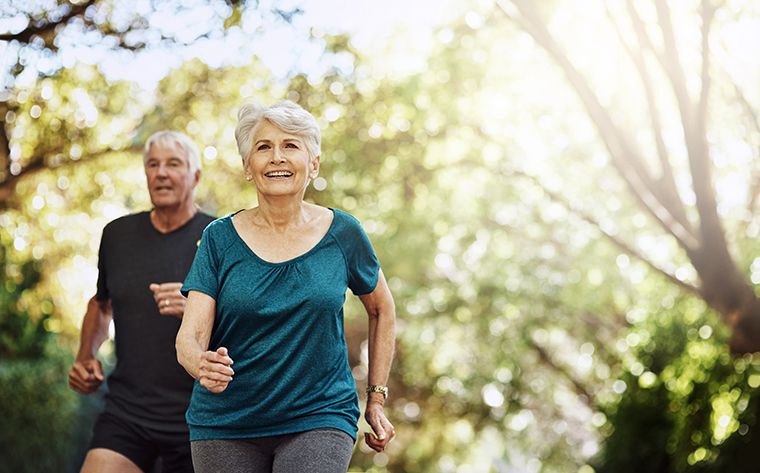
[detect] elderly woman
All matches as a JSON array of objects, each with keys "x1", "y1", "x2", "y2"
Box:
[{"x1": 176, "y1": 100, "x2": 396, "y2": 472}]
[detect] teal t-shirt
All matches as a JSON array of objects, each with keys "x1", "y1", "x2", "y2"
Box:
[{"x1": 181, "y1": 208, "x2": 379, "y2": 441}]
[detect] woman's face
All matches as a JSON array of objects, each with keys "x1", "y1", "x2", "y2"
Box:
[{"x1": 245, "y1": 120, "x2": 319, "y2": 198}]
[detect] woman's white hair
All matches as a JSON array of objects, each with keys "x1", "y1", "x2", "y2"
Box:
[
  {"x1": 143, "y1": 130, "x2": 201, "y2": 173},
  {"x1": 234, "y1": 100, "x2": 321, "y2": 163}
]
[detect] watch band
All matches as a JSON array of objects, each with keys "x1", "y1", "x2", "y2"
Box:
[{"x1": 366, "y1": 385, "x2": 389, "y2": 398}]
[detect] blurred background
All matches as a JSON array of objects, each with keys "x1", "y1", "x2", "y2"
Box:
[{"x1": 2, "y1": 0, "x2": 760, "y2": 471}]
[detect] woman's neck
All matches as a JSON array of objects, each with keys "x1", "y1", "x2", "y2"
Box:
[{"x1": 252, "y1": 196, "x2": 311, "y2": 232}]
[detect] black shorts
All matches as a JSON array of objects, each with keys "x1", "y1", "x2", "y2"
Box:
[{"x1": 89, "y1": 411, "x2": 194, "y2": 473}]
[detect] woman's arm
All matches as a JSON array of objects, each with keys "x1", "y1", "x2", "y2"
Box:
[
  {"x1": 358, "y1": 269, "x2": 396, "y2": 452},
  {"x1": 176, "y1": 290, "x2": 235, "y2": 393}
]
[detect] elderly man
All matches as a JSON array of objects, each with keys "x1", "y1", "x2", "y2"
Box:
[{"x1": 68, "y1": 131, "x2": 215, "y2": 473}]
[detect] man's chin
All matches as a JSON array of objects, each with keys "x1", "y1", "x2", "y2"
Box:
[{"x1": 150, "y1": 197, "x2": 178, "y2": 209}]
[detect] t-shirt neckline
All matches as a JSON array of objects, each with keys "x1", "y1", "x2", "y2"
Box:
[
  {"x1": 227, "y1": 208, "x2": 337, "y2": 267},
  {"x1": 145, "y1": 210, "x2": 204, "y2": 236}
]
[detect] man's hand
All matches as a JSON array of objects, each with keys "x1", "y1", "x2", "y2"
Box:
[
  {"x1": 149, "y1": 282, "x2": 186, "y2": 318},
  {"x1": 199, "y1": 347, "x2": 235, "y2": 393},
  {"x1": 68, "y1": 357, "x2": 104, "y2": 394}
]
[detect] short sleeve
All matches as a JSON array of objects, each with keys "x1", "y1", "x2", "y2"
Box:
[
  {"x1": 95, "y1": 228, "x2": 109, "y2": 301},
  {"x1": 344, "y1": 216, "x2": 380, "y2": 296},
  {"x1": 181, "y1": 226, "x2": 219, "y2": 299}
]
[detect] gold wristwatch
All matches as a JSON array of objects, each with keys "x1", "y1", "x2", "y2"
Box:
[{"x1": 366, "y1": 385, "x2": 389, "y2": 399}]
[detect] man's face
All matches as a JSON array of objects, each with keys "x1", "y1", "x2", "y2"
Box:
[{"x1": 144, "y1": 144, "x2": 199, "y2": 211}]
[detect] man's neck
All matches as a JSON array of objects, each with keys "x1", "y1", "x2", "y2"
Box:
[{"x1": 151, "y1": 203, "x2": 198, "y2": 234}]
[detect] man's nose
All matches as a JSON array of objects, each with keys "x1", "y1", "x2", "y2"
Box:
[{"x1": 156, "y1": 163, "x2": 169, "y2": 176}]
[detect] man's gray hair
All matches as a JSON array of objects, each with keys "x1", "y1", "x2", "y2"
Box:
[
  {"x1": 143, "y1": 130, "x2": 201, "y2": 173},
  {"x1": 234, "y1": 100, "x2": 321, "y2": 163}
]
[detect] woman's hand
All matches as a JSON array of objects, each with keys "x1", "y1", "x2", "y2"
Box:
[
  {"x1": 199, "y1": 346, "x2": 234, "y2": 393},
  {"x1": 364, "y1": 398, "x2": 395, "y2": 452}
]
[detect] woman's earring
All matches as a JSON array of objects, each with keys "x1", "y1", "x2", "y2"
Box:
[{"x1": 245, "y1": 174, "x2": 252, "y2": 181}]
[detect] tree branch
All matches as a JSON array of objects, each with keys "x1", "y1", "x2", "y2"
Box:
[
  {"x1": 0, "y1": 145, "x2": 141, "y2": 207},
  {"x1": 697, "y1": 0, "x2": 716, "y2": 139},
  {"x1": 496, "y1": 0, "x2": 699, "y2": 253},
  {"x1": 0, "y1": 1, "x2": 98, "y2": 44},
  {"x1": 0, "y1": 159, "x2": 47, "y2": 205},
  {"x1": 525, "y1": 336, "x2": 598, "y2": 410},
  {"x1": 652, "y1": 0, "x2": 695, "y2": 135},
  {"x1": 650, "y1": 0, "x2": 728, "y2": 256},
  {"x1": 605, "y1": 3, "x2": 694, "y2": 238},
  {"x1": 0, "y1": 112, "x2": 10, "y2": 174},
  {"x1": 513, "y1": 169, "x2": 700, "y2": 295}
]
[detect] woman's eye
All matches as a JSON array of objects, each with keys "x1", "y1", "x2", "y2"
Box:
[{"x1": 257, "y1": 144, "x2": 270, "y2": 151}]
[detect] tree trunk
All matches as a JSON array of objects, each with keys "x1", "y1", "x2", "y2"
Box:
[{"x1": 500, "y1": 0, "x2": 760, "y2": 353}]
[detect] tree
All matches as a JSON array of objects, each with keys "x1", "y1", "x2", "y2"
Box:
[
  {"x1": 493, "y1": 0, "x2": 760, "y2": 353},
  {"x1": 0, "y1": 0, "x2": 309, "y2": 207}
]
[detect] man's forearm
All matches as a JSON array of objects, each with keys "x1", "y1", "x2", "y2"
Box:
[{"x1": 77, "y1": 296, "x2": 112, "y2": 359}]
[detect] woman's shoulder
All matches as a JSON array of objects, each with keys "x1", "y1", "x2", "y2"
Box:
[
  {"x1": 329, "y1": 207, "x2": 362, "y2": 226},
  {"x1": 328, "y1": 207, "x2": 371, "y2": 242},
  {"x1": 324, "y1": 207, "x2": 356, "y2": 236}
]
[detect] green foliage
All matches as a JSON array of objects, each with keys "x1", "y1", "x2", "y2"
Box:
[
  {"x1": 593, "y1": 297, "x2": 760, "y2": 473},
  {"x1": 0, "y1": 238, "x2": 86, "y2": 471},
  {"x1": 0, "y1": 344, "x2": 81, "y2": 473},
  {"x1": 0, "y1": 243, "x2": 53, "y2": 359}
]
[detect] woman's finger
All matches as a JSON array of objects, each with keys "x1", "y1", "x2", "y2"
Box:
[
  {"x1": 364, "y1": 432, "x2": 385, "y2": 452},
  {"x1": 203, "y1": 349, "x2": 234, "y2": 366},
  {"x1": 201, "y1": 378, "x2": 230, "y2": 393},
  {"x1": 200, "y1": 370, "x2": 233, "y2": 382}
]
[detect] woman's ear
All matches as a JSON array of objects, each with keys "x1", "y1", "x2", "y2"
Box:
[{"x1": 310, "y1": 155, "x2": 321, "y2": 177}]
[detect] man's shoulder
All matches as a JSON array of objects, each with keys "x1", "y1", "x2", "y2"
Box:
[
  {"x1": 102, "y1": 211, "x2": 150, "y2": 234},
  {"x1": 196, "y1": 211, "x2": 216, "y2": 226},
  {"x1": 198, "y1": 214, "x2": 231, "y2": 239}
]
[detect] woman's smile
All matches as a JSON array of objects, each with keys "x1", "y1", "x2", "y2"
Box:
[{"x1": 264, "y1": 170, "x2": 294, "y2": 179}]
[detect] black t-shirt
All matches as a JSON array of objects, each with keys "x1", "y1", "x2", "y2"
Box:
[{"x1": 96, "y1": 210, "x2": 215, "y2": 432}]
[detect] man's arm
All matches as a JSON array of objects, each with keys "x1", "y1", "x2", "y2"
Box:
[{"x1": 68, "y1": 296, "x2": 112, "y2": 394}]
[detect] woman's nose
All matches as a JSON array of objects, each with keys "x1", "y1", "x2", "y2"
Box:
[{"x1": 271, "y1": 148, "x2": 285, "y2": 163}]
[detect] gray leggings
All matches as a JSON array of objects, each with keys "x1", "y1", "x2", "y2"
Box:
[{"x1": 190, "y1": 429, "x2": 355, "y2": 473}]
